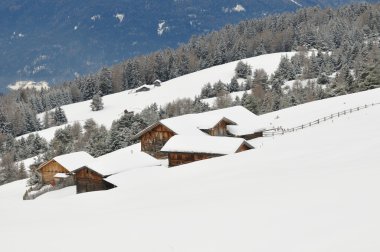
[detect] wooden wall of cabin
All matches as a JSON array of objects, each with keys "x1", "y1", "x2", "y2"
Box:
[
  {"x1": 38, "y1": 161, "x2": 69, "y2": 184},
  {"x1": 168, "y1": 152, "x2": 221, "y2": 167},
  {"x1": 236, "y1": 143, "x2": 252, "y2": 153},
  {"x1": 75, "y1": 168, "x2": 115, "y2": 194},
  {"x1": 141, "y1": 124, "x2": 175, "y2": 159},
  {"x1": 208, "y1": 120, "x2": 229, "y2": 136},
  {"x1": 241, "y1": 131, "x2": 263, "y2": 140}
]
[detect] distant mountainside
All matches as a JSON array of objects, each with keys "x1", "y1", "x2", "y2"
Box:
[{"x1": 0, "y1": 0, "x2": 377, "y2": 91}]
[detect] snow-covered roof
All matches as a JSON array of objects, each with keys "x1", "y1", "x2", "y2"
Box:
[
  {"x1": 197, "y1": 117, "x2": 237, "y2": 130},
  {"x1": 135, "y1": 84, "x2": 153, "y2": 92},
  {"x1": 51, "y1": 151, "x2": 95, "y2": 172},
  {"x1": 82, "y1": 147, "x2": 161, "y2": 176},
  {"x1": 54, "y1": 173, "x2": 69, "y2": 179},
  {"x1": 227, "y1": 125, "x2": 266, "y2": 136},
  {"x1": 161, "y1": 135, "x2": 254, "y2": 155},
  {"x1": 135, "y1": 106, "x2": 264, "y2": 138}
]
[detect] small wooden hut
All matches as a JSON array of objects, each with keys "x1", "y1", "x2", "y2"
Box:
[
  {"x1": 161, "y1": 135, "x2": 254, "y2": 167},
  {"x1": 37, "y1": 152, "x2": 95, "y2": 184},
  {"x1": 153, "y1": 79, "x2": 162, "y2": 86},
  {"x1": 73, "y1": 148, "x2": 160, "y2": 194},
  {"x1": 73, "y1": 166, "x2": 116, "y2": 194}
]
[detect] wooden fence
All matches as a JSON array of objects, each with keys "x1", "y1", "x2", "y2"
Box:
[{"x1": 262, "y1": 102, "x2": 380, "y2": 137}]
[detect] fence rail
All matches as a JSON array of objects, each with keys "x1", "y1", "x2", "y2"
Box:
[{"x1": 262, "y1": 102, "x2": 380, "y2": 137}]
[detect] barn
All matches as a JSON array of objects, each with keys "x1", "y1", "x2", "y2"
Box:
[
  {"x1": 73, "y1": 148, "x2": 161, "y2": 193},
  {"x1": 161, "y1": 135, "x2": 254, "y2": 167},
  {"x1": 134, "y1": 106, "x2": 265, "y2": 158},
  {"x1": 37, "y1": 152, "x2": 95, "y2": 185}
]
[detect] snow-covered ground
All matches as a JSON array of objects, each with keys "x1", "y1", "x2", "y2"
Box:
[
  {"x1": 17, "y1": 52, "x2": 296, "y2": 142},
  {"x1": 260, "y1": 88, "x2": 380, "y2": 129},
  {"x1": 1, "y1": 88, "x2": 380, "y2": 251}
]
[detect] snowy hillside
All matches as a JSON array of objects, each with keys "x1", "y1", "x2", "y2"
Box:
[
  {"x1": 19, "y1": 52, "x2": 296, "y2": 141},
  {"x1": 1, "y1": 88, "x2": 380, "y2": 251}
]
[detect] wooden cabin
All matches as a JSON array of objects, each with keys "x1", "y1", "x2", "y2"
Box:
[
  {"x1": 134, "y1": 106, "x2": 265, "y2": 158},
  {"x1": 134, "y1": 115, "x2": 238, "y2": 159},
  {"x1": 73, "y1": 166, "x2": 116, "y2": 194},
  {"x1": 161, "y1": 135, "x2": 254, "y2": 167},
  {"x1": 37, "y1": 152, "x2": 95, "y2": 185},
  {"x1": 135, "y1": 85, "x2": 152, "y2": 93}
]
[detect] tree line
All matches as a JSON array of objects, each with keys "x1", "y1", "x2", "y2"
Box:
[{"x1": 0, "y1": 3, "x2": 380, "y2": 185}]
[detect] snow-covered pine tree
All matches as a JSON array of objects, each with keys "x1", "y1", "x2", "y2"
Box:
[
  {"x1": 87, "y1": 125, "x2": 109, "y2": 157},
  {"x1": 235, "y1": 61, "x2": 252, "y2": 78},
  {"x1": 228, "y1": 77, "x2": 240, "y2": 92},
  {"x1": 200, "y1": 83, "x2": 213, "y2": 98},
  {"x1": 213, "y1": 80, "x2": 228, "y2": 96},
  {"x1": 241, "y1": 92, "x2": 258, "y2": 114},
  {"x1": 17, "y1": 162, "x2": 27, "y2": 180},
  {"x1": 98, "y1": 67, "x2": 113, "y2": 96},
  {"x1": 0, "y1": 152, "x2": 18, "y2": 185},
  {"x1": 82, "y1": 76, "x2": 98, "y2": 100},
  {"x1": 53, "y1": 107, "x2": 67, "y2": 125},
  {"x1": 0, "y1": 109, "x2": 12, "y2": 134},
  {"x1": 50, "y1": 126, "x2": 74, "y2": 156},
  {"x1": 140, "y1": 103, "x2": 159, "y2": 126},
  {"x1": 90, "y1": 93, "x2": 104, "y2": 111}
]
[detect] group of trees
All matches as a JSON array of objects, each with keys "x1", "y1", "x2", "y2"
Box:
[
  {"x1": 202, "y1": 40, "x2": 380, "y2": 115},
  {"x1": 1, "y1": 3, "x2": 379, "y2": 137}
]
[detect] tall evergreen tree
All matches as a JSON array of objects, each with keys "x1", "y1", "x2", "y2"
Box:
[
  {"x1": 228, "y1": 77, "x2": 240, "y2": 92},
  {"x1": 98, "y1": 67, "x2": 113, "y2": 96},
  {"x1": 53, "y1": 107, "x2": 67, "y2": 126}
]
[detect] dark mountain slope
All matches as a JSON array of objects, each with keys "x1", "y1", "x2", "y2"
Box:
[{"x1": 0, "y1": 0, "x2": 377, "y2": 90}]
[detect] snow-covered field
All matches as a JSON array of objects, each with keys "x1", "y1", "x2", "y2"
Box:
[
  {"x1": 1, "y1": 88, "x2": 380, "y2": 252},
  {"x1": 17, "y1": 52, "x2": 296, "y2": 141}
]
